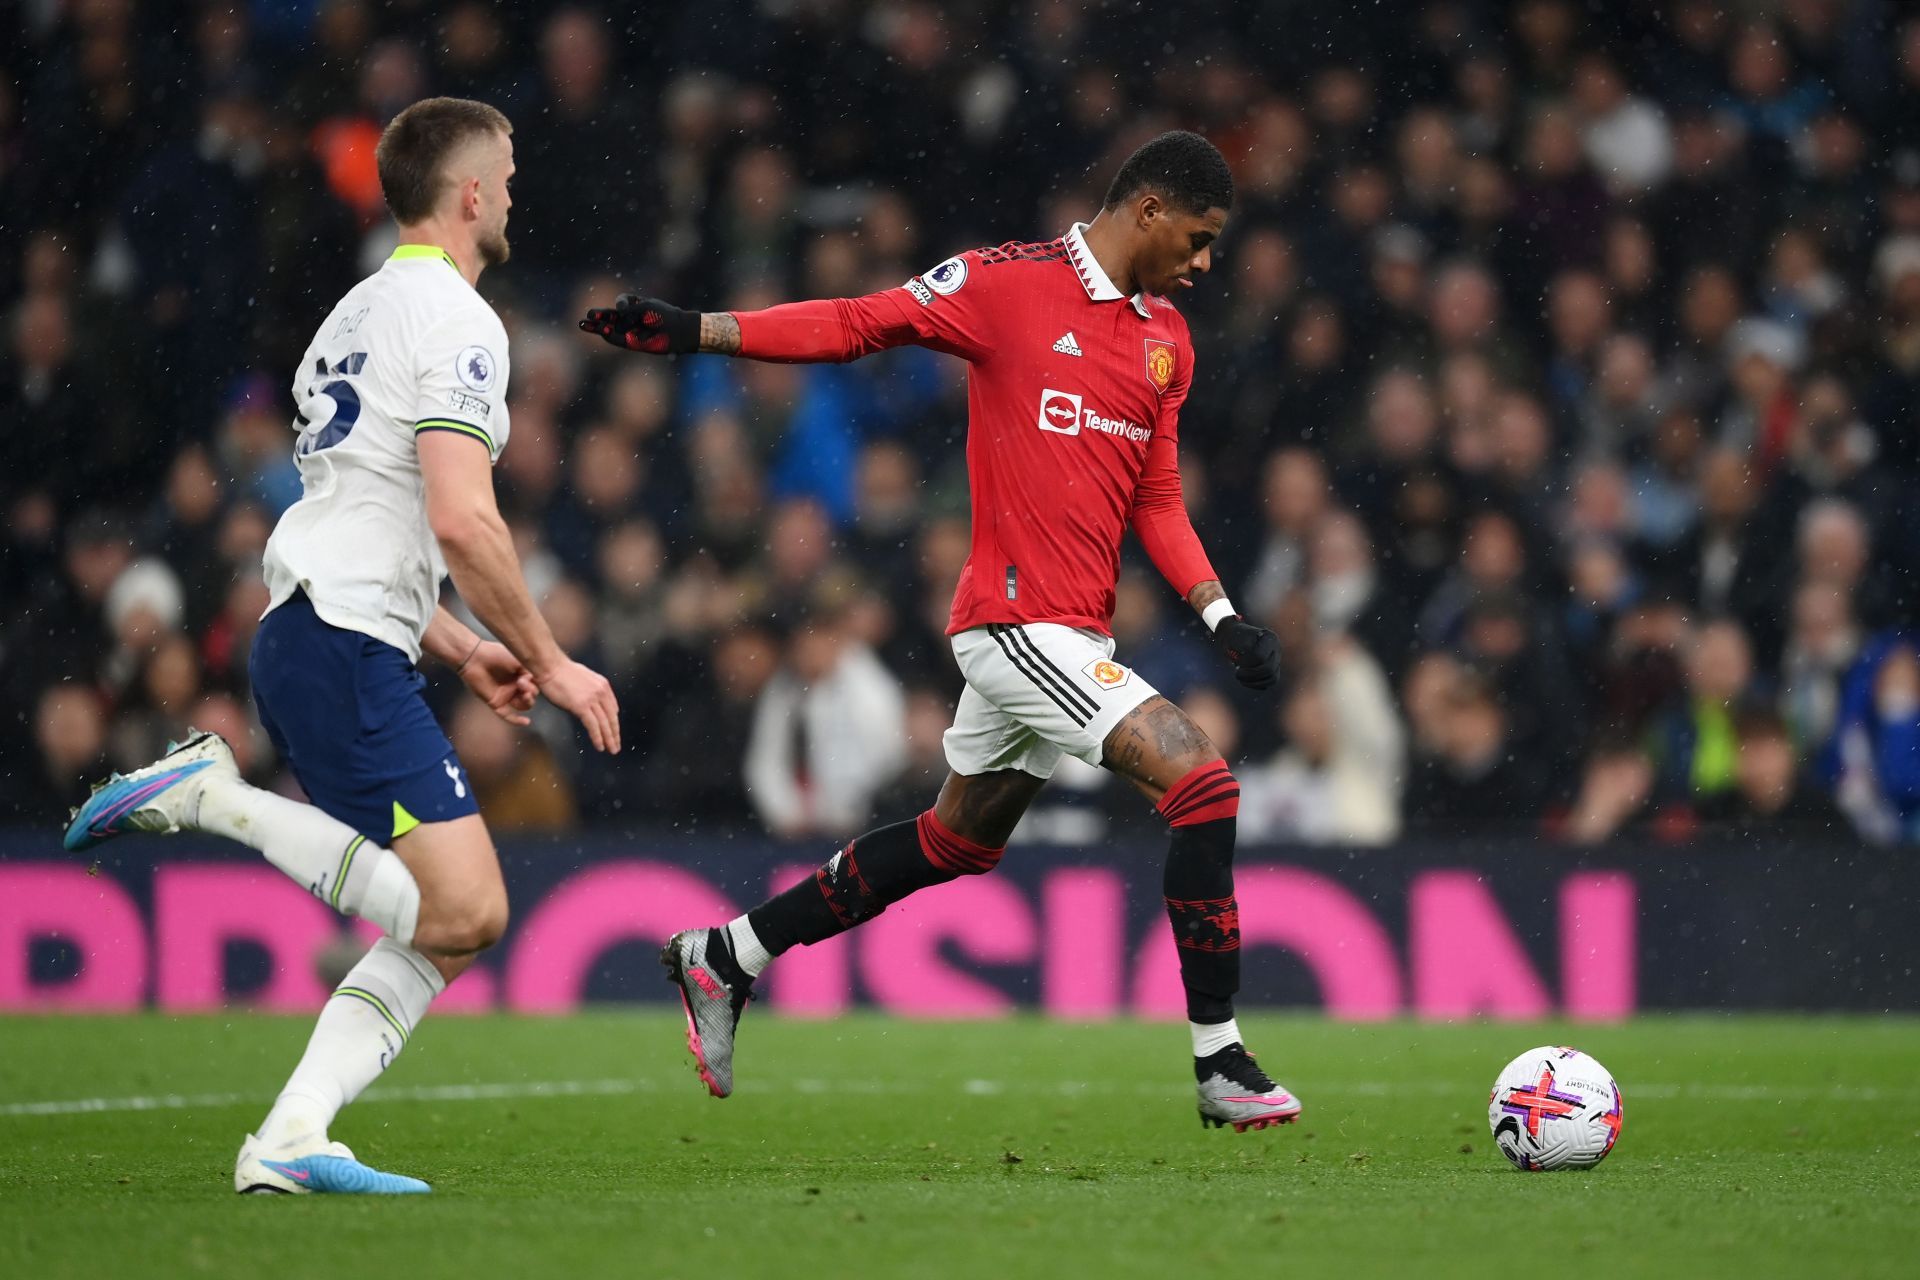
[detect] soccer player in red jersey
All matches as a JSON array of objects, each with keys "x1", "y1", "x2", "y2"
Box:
[{"x1": 583, "y1": 132, "x2": 1299, "y2": 1132}]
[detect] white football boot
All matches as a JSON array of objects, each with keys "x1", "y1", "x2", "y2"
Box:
[
  {"x1": 235, "y1": 1132, "x2": 430, "y2": 1195},
  {"x1": 64, "y1": 730, "x2": 237, "y2": 851}
]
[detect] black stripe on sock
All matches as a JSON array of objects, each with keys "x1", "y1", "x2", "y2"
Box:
[{"x1": 1166, "y1": 779, "x2": 1242, "y2": 822}]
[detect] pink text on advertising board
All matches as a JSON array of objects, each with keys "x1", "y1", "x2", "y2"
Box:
[{"x1": 0, "y1": 860, "x2": 1635, "y2": 1019}]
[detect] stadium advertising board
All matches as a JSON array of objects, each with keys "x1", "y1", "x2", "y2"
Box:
[{"x1": 1, "y1": 834, "x2": 1910, "y2": 1015}]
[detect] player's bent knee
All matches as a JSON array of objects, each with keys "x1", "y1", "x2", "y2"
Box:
[
  {"x1": 916, "y1": 808, "x2": 1007, "y2": 878},
  {"x1": 425, "y1": 915, "x2": 504, "y2": 957},
  {"x1": 1103, "y1": 696, "x2": 1224, "y2": 788},
  {"x1": 471, "y1": 894, "x2": 510, "y2": 950},
  {"x1": 1158, "y1": 759, "x2": 1241, "y2": 829},
  {"x1": 415, "y1": 892, "x2": 509, "y2": 956}
]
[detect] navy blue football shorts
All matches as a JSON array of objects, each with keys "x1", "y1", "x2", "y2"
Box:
[{"x1": 250, "y1": 589, "x2": 478, "y2": 845}]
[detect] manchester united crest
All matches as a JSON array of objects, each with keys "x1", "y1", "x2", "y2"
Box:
[
  {"x1": 1083, "y1": 658, "x2": 1132, "y2": 690},
  {"x1": 1145, "y1": 339, "x2": 1176, "y2": 394}
]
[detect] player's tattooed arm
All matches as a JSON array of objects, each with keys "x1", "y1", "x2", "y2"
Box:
[
  {"x1": 698, "y1": 312, "x2": 742, "y2": 355},
  {"x1": 1186, "y1": 579, "x2": 1228, "y2": 617}
]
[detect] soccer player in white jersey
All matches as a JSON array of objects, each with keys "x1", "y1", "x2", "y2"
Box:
[{"x1": 64, "y1": 98, "x2": 621, "y2": 1195}]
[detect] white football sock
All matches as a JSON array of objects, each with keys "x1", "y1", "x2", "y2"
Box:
[
  {"x1": 726, "y1": 916, "x2": 772, "y2": 978},
  {"x1": 1191, "y1": 1017, "x2": 1242, "y2": 1059},
  {"x1": 194, "y1": 775, "x2": 420, "y2": 946},
  {"x1": 257, "y1": 937, "x2": 445, "y2": 1148}
]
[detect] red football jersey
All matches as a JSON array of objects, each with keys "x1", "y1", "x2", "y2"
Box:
[{"x1": 732, "y1": 223, "x2": 1217, "y2": 636}]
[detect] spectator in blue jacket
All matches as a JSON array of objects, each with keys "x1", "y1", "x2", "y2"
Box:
[{"x1": 1826, "y1": 633, "x2": 1920, "y2": 843}]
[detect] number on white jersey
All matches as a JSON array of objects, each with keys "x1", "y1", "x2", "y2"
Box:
[{"x1": 296, "y1": 352, "x2": 369, "y2": 456}]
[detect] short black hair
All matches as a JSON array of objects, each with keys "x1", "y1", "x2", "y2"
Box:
[{"x1": 1103, "y1": 130, "x2": 1234, "y2": 215}]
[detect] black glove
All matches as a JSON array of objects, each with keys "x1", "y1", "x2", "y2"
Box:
[
  {"x1": 579, "y1": 293, "x2": 700, "y2": 354},
  {"x1": 1213, "y1": 614, "x2": 1281, "y2": 691}
]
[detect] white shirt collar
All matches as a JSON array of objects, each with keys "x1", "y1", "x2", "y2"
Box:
[{"x1": 1065, "y1": 223, "x2": 1153, "y2": 318}]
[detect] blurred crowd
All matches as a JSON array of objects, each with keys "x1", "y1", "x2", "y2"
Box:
[{"x1": 4, "y1": 0, "x2": 1919, "y2": 846}]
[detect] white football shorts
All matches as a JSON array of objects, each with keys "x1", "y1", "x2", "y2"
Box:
[{"x1": 943, "y1": 622, "x2": 1161, "y2": 780}]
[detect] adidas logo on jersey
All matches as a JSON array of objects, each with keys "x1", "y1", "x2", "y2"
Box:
[{"x1": 1052, "y1": 332, "x2": 1083, "y2": 357}]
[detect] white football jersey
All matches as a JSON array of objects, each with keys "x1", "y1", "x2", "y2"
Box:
[{"x1": 262, "y1": 244, "x2": 512, "y2": 662}]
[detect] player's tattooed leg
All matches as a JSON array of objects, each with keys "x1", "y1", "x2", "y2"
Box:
[{"x1": 1101, "y1": 695, "x2": 1221, "y2": 803}]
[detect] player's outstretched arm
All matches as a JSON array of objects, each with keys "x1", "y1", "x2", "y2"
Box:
[
  {"x1": 581, "y1": 291, "x2": 903, "y2": 363},
  {"x1": 582, "y1": 270, "x2": 989, "y2": 365},
  {"x1": 418, "y1": 432, "x2": 622, "y2": 753},
  {"x1": 579, "y1": 295, "x2": 711, "y2": 354}
]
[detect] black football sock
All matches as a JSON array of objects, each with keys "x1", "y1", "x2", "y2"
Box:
[
  {"x1": 699, "y1": 926, "x2": 752, "y2": 988},
  {"x1": 1157, "y1": 760, "x2": 1242, "y2": 1026},
  {"x1": 746, "y1": 811, "x2": 1005, "y2": 956}
]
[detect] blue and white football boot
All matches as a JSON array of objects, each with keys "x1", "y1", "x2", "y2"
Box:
[
  {"x1": 235, "y1": 1132, "x2": 431, "y2": 1195},
  {"x1": 63, "y1": 730, "x2": 236, "y2": 852}
]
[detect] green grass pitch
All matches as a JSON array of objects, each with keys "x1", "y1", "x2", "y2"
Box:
[{"x1": 2, "y1": 1013, "x2": 1916, "y2": 1279}]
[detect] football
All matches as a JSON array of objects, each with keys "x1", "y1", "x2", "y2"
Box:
[{"x1": 1487, "y1": 1046, "x2": 1624, "y2": 1171}]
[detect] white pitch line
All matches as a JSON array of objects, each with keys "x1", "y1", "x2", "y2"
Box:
[
  {"x1": 3, "y1": 1076, "x2": 1914, "y2": 1120},
  {"x1": 0, "y1": 1078, "x2": 654, "y2": 1119}
]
